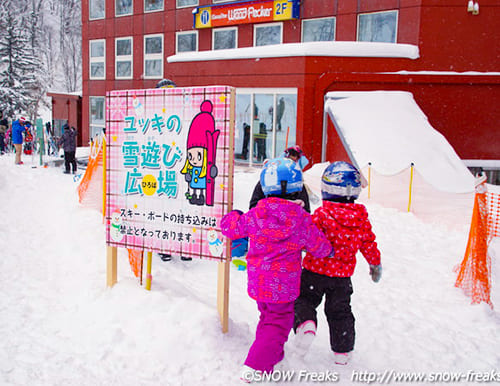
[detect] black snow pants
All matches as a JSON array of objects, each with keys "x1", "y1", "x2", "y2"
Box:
[
  {"x1": 64, "y1": 151, "x2": 77, "y2": 173},
  {"x1": 294, "y1": 269, "x2": 355, "y2": 353}
]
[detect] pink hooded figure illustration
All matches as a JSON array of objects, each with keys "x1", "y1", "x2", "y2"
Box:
[{"x1": 180, "y1": 100, "x2": 220, "y2": 206}]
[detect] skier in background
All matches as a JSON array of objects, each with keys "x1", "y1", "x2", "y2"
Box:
[
  {"x1": 12, "y1": 116, "x2": 28, "y2": 165},
  {"x1": 293, "y1": 161, "x2": 382, "y2": 365}
]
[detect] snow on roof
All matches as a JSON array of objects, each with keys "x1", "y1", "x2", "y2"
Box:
[
  {"x1": 324, "y1": 91, "x2": 475, "y2": 193},
  {"x1": 167, "y1": 41, "x2": 419, "y2": 63}
]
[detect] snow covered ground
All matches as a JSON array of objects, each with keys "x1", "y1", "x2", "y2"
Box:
[{"x1": 1, "y1": 152, "x2": 499, "y2": 386}]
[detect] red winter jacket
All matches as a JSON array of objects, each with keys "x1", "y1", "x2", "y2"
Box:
[{"x1": 302, "y1": 201, "x2": 381, "y2": 277}]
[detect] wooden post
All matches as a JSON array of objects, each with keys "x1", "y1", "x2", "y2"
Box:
[
  {"x1": 216, "y1": 87, "x2": 235, "y2": 333},
  {"x1": 145, "y1": 251, "x2": 153, "y2": 291},
  {"x1": 217, "y1": 259, "x2": 230, "y2": 333},
  {"x1": 106, "y1": 246, "x2": 117, "y2": 287}
]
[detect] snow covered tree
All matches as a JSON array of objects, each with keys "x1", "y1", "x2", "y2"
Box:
[
  {"x1": 0, "y1": 0, "x2": 82, "y2": 120},
  {"x1": 0, "y1": 0, "x2": 39, "y2": 116},
  {"x1": 59, "y1": 0, "x2": 82, "y2": 93}
]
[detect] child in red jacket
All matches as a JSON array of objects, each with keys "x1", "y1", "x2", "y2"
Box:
[{"x1": 294, "y1": 161, "x2": 382, "y2": 365}]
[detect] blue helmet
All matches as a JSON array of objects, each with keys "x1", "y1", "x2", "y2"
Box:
[
  {"x1": 321, "y1": 161, "x2": 362, "y2": 201},
  {"x1": 260, "y1": 157, "x2": 303, "y2": 196}
]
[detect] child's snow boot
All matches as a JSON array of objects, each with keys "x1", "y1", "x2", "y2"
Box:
[
  {"x1": 294, "y1": 320, "x2": 316, "y2": 356},
  {"x1": 333, "y1": 351, "x2": 351, "y2": 365},
  {"x1": 240, "y1": 365, "x2": 257, "y2": 384}
]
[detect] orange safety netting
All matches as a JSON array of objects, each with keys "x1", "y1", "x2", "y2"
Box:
[
  {"x1": 77, "y1": 135, "x2": 104, "y2": 214},
  {"x1": 455, "y1": 182, "x2": 499, "y2": 308},
  {"x1": 127, "y1": 249, "x2": 144, "y2": 284},
  {"x1": 77, "y1": 135, "x2": 142, "y2": 281}
]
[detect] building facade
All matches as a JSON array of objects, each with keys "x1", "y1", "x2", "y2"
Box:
[{"x1": 82, "y1": 0, "x2": 499, "y2": 169}]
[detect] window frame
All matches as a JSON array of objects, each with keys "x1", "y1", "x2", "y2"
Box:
[
  {"x1": 89, "y1": 96, "x2": 106, "y2": 139},
  {"x1": 143, "y1": 34, "x2": 164, "y2": 79},
  {"x1": 176, "y1": 30, "x2": 199, "y2": 54},
  {"x1": 212, "y1": 27, "x2": 238, "y2": 50},
  {"x1": 176, "y1": 0, "x2": 198, "y2": 8},
  {"x1": 357, "y1": 10, "x2": 398, "y2": 43},
  {"x1": 89, "y1": 0, "x2": 105, "y2": 20},
  {"x1": 89, "y1": 39, "x2": 106, "y2": 80},
  {"x1": 235, "y1": 88, "x2": 298, "y2": 166},
  {"x1": 301, "y1": 17, "x2": 336, "y2": 42},
  {"x1": 144, "y1": 0, "x2": 164, "y2": 13},
  {"x1": 115, "y1": 0, "x2": 133, "y2": 17},
  {"x1": 115, "y1": 36, "x2": 133, "y2": 80},
  {"x1": 253, "y1": 22, "x2": 283, "y2": 47}
]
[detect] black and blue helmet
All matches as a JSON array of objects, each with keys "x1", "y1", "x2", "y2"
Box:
[{"x1": 260, "y1": 157, "x2": 303, "y2": 197}]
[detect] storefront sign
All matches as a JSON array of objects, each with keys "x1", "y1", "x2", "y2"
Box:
[
  {"x1": 194, "y1": 0, "x2": 299, "y2": 29},
  {"x1": 105, "y1": 86, "x2": 234, "y2": 260}
]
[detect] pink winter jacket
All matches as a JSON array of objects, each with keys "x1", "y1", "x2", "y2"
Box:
[{"x1": 221, "y1": 197, "x2": 332, "y2": 303}]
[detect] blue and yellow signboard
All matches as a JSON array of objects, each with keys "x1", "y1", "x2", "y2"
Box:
[{"x1": 194, "y1": 0, "x2": 300, "y2": 29}]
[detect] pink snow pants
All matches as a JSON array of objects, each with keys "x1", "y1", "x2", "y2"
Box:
[{"x1": 244, "y1": 301, "x2": 294, "y2": 373}]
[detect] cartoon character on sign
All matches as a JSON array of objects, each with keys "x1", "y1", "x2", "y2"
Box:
[
  {"x1": 180, "y1": 100, "x2": 220, "y2": 206},
  {"x1": 110, "y1": 210, "x2": 124, "y2": 242},
  {"x1": 207, "y1": 228, "x2": 224, "y2": 257}
]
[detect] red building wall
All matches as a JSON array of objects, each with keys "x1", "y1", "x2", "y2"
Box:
[
  {"x1": 81, "y1": 0, "x2": 500, "y2": 164},
  {"x1": 47, "y1": 92, "x2": 82, "y2": 146}
]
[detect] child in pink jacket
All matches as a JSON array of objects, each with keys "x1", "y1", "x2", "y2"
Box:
[{"x1": 221, "y1": 158, "x2": 332, "y2": 380}]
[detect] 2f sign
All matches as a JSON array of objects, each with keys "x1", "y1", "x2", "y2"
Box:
[{"x1": 274, "y1": 1, "x2": 292, "y2": 20}]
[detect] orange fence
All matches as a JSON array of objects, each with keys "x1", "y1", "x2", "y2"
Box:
[{"x1": 455, "y1": 179, "x2": 500, "y2": 308}]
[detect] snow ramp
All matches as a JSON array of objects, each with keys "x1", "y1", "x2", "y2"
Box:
[{"x1": 319, "y1": 91, "x2": 476, "y2": 228}]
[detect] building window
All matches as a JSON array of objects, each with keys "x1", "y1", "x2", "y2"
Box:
[
  {"x1": 254, "y1": 23, "x2": 282, "y2": 47},
  {"x1": 145, "y1": 0, "x2": 163, "y2": 12},
  {"x1": 176, "y1": 31, "x2": 198, "y2": 53},
  {"x1": 116, "y1": 0, "x2": 133, "y2": 17},
  {"x1": 89, "y1": 0, "x2": 105, "y2": 20},
  {"x1": 235, "y1": 89, "x2": 297, "y2": 165},
  {"x1": 90, "y1": 39, "x2": 105, "y2": 80},
  {"x1": 213, "y1": 27, "x2": 237, "y2": 50},
  {"x1": 302, "y1": 17, "x2": 335, "y2": 42},
  {"x1": 176, "y1": 0, "x2": 198, "y2": 8},
  {"x1": 144, "y1": 34, "x2": 163, "y2": 78},
  {"x1": 115, "y1": 37, "x2": 133, "y2": 79},
  {"x1": 89, "y1": 96, "x2": 105, "y2": 139},
  {"x1": 357, "y1": 10, "x2": 398, "y2": 43}
]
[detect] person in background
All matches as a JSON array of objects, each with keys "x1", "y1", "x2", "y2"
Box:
[
  {"x1": 0, "y1": 111, "x2": 8, "y2": 155},
  {"x1": 293, "y1": 161, "x2": 382, "y2": 365},
  {"x1": 57, "y1": 123, "x2": 77, "y2": 174},
  {"x1": 255, "y1": 122, "x2": 267, "y2": 162},
  {"x1": 220, "y1": 157, "x2": 333, "y2": 381},
  {"x1": 12, "y1": 116, "x2": 28, "y2": 164},
  {"x1": 241, "y1": 122, "x2": 250, "y2": 160},
  {"x1": 156, "y1": 78, "x2": 176, "y2": 88}
]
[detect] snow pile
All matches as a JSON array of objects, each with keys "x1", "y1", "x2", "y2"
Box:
[
  {"x1": 168, "y1": 41, "x2": 419, "y2": 63},
  {"x1": 0, "y1": 153, "x2": 498, "y2": 386},
  {"x1": 324, "y1": 91, "x2": 475, "y2": 194}
]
